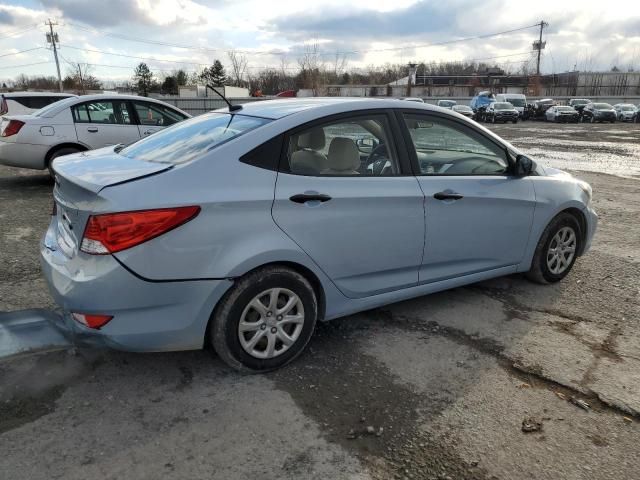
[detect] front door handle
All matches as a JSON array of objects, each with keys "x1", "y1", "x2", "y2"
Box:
[
  {"x1": 433, "y1": 191, "x2": 464, "y2": 201},
  {"x1": 87, "y1": 127, "x2": 98, "y2": 133},
  {"x1": 143, "y1": 130, "x2": 154, "y2": 135},
  {"x1": 289, "y1": 193, "x2": 332, "y2": 204}
]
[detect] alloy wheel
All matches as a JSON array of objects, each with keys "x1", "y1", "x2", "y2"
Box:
[
  {"x1": 238, "y1": 288, "x2": 305, "y2": 359},
  {"x1": 546, "y1": 227, "x2": 577, "y2": 275}
]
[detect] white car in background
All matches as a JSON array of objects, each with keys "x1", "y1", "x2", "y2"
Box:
[
  {"x1": 0, "y1": 94, "x2": 190, "y2": 176},
  {"x1": 1, "y1": 92, "x2": 76, "y2": 116}
]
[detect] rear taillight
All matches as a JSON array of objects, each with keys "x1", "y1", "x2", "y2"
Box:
[
  {"x1": 0, "y1": 96, "x2": 7, "y2": 115},
  {"x1": 80, "y1": 206, "x2": 200, "y2": 255},
  {"x1": 72, "y1": 313, "x2": 113, "y2": 329},
  {"x1": 1, "y1": 119, "x2": 25, "y2": 137}
]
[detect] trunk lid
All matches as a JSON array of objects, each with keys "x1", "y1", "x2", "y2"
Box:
[{"x1": 52, "y1": 146, "x2": 173, "y2": 194}]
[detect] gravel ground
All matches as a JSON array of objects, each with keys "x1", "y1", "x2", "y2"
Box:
[{"x1": 0, "y1": 121, "x2": 639, "y2": 479}]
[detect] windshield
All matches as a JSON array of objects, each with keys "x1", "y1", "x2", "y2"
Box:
[
  {"x1": 504, "y1": 98, "x2": 525, "y2": 107},
  {"x1": 594, "y1": 103, "x2": 613, "y2": 110},
  {"x1": 557, "y1": 106, "x2": 574, "y2": 112},
  {"x1": 438, "y1": 100, "x2": 456, "y2": 107},
  {"x1": 571, "y1": 100, "x2": 589, "y2": 105},
  {"x1": 454, "y1": 106, "x2": 472, "y2": 111},
  {"x1": 494, "y1": 102, "x2": 513, "y2": 110},
  {"x1": 119, "y1": 113, "x2": 270, "y2": 164},
  {"x1": 621, "y1": 106, "x2": 636, "y2": 111}
]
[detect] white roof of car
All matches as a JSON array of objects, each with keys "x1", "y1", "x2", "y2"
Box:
[
  {"x1": 1, "y1": 92, "x2": 75, "y2": 97},
  {"x1": 33, "y1": 94, "x2": 189, "y2": 117},
  {"x1": 224, "y1": 97, "x2": 443, "y2": 120}
]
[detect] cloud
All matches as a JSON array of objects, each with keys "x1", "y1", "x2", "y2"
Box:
[
  {"x1": 0, "y1": 9, "x2": 14, "y2": 25},
  {"x1": 41, "y1": 0, "x2": 149, "y2": 27}
]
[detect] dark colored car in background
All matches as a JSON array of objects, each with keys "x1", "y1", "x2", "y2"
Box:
[
  {"x1": 484, "y1": 102, "x2": 519, "y2": 123},
  {"x1": 546, "y1": 105, "x2": 580, "y2": 123},
  {"x1": 568, "y1": 98, "x2": 591, "y2": 115},
  {"x1": 581, "y1": 103, "x2": 616, "y2": 123},
  {"x1": 451, "y1": 104, "x2": 475, "y2": 119},
  {"x1": 532, "y1": 99, "x2": 556, "y2": 120}
]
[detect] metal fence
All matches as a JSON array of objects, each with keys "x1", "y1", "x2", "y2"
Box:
[{"x1": 156, "y1": 96, "x2": 268, "y2": 116}]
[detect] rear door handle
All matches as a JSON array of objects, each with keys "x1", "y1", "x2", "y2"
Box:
[
  {"x1": 289, "y1": 193, "x2": 332, "y2": 204},
  {"x1": 87, "y1": 127, "x2": 98, "y2": 133},
  {"x1": 433, "y1": 191, "x2": 464, "y2": 201}
]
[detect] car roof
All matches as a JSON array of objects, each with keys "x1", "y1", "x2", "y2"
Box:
[
  {"x1": 221, "y1": 97, "x2": 446, "y2": 120},
  {"x1": 1, "y1": 92, "x2": 76, "y2": 98},
  {"x1": 34, "y1": 94, "x2": 190, "y2": 117}
]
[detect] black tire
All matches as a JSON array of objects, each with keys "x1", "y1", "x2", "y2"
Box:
[
  {"x1": 48, "y1": 147, "x2": 81, "y2": 178},
  {"x1": 512, "y1": 119, "x2": 518, "y2": 124},
  {"x1": 590, "y1": 116, "x2": 595, "y2": 124},
  {"x1": 526, "y1": 213, "x2": 582, "y2": 284},
  {"x1": 210, "y1": 266, "x2": 318, "y2": 372},
  {"x1": 491, "y1": 116, "x2": 496, "y2": 124}
]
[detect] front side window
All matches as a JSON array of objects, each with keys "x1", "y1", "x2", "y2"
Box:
[
  {"x1": 403, "y1": 113, "x2": 508, "y2": 176},
  {"x1": 286, "y1": 114, "x2": 400, "y2": 176},
  {"x1": 133, "y1": 101, "x2": 186, "y2": 127},
  {"x1": 119, "y1": 112, "x2": 270, "y2": 165},
  {"x1": 72, "y1": 100, "x2": 131, "y2": 124}
]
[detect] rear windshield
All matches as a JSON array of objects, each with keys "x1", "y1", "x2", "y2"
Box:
[
  {"x1": 494, "y1": 102, "x2": 513, "y2": 109},
  {"x1": 119, "y1": 112, "x2": 270, "y2": 164},
  {"x1": 438, "y1": 100, "x2": 456, "y2": 107},
  {"x1": 504, "y1": 98, "x2": 525, "y2": 107},
  {"x1": 33, "y1": 96, "x2": 79, "y2": 117},
  {"x1": 556, "y1": 106, "x2": 574, "y2": 111},
  {"x1": 593, "y1": 103, "x2": 613, "y2": 109},
  {"x1": 571, "y1": 99, "x2": 589, "y2": 105},
  {"x1": 454, "y1": 105, "x2": 472, "y2": 111}
]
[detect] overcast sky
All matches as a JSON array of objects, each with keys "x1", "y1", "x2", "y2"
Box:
[{"x1": 1, "y1": 0, "x2": 639, "y2": 84}]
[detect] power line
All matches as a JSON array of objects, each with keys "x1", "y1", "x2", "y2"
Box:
[
  {"x1": 59, "y1": 44, "x2": 212, "y2": 67},
  {"x1": 0, "y1": 46, "x2": 45, "y2": 58},
  {"x1": 0, "y1": 23, "x2": 40, "y2": 40},
  {"x1": 0, "y1": 60, "x2": 52, "y2": 70},
  {"x1": 64, "y1": 21, "x2": 541, "y2": 58}
]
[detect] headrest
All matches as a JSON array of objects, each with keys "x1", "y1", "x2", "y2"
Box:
[
  {"x1": 297, "y1": 128, "x2": 325, "y2": 150},
  {"x1": 326, "y1": 137, "x2": 360, "y2": 172}
]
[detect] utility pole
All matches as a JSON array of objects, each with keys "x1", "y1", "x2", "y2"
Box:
[
  {"x1": 534, "y1": 20, "x2": 548, "y2": 77},
  {"x1": 45, "y1": 19, "x2": 63, "y2": 92}
]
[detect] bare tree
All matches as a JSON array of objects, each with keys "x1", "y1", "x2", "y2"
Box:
[
  {"x1": 65, "y1": 62, "x2": 101, "y2": 93},
  {"x1": 297, "y1": 41, "x2": 324, "y2": 95},
  {"x1": 227, "y1": 50, "x2": 248, "y2": 86}
]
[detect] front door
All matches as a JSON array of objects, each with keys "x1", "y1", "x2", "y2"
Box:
[
  {"x1": 400, "y1": 112, "x2": 536, "y2": 284},
  {"x1": 272, "y1": 112, "x2": 425, "y2": 299},
  {"x1": 72, "y1": 99, "x2": 140, "y2": 149},
  {"x1": 132, "y1": 101, "x2": 187, "y2": 138}
]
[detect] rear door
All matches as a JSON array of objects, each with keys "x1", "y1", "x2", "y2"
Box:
[
  {"x1": 398, "y1": 111, "x2": 536, "y2": 284},
  {"x1": 272, "y1": 111, "x2": 425, "y2": 299},
  {"x1": 132, "y1": 101, "x2": 188, "y2": 138},
  {"x1": 72, "y1": 99, "x2": 140, "y2": 149}
]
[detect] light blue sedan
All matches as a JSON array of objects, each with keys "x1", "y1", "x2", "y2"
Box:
[{"x1": 41, "y1": 98, "x2": 597, "y2": 371}]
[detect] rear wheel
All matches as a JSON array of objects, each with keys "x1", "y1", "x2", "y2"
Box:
[
  {"x1": 526, "y1": 213, "x2": 581, "y2": 284},
  {"x1": 210, "y1": 266, "x2": 318, "y2": 372},
  {"x1": 47, "y1": 147, "x2": 81, "y2": 178}
]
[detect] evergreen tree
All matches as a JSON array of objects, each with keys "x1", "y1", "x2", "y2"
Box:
[
  {"x1": 200, "y1": 60, "x2": 227, "y2": 86},
  {"x1": 133, "y1": 62, "x2": 154, "y2": 96}
]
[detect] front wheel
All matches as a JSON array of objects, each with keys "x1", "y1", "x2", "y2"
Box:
[
  {"x1": 526, "y1": 213, "x2": 581, "y2": 284},
  {"x1": 210, "y1": 266, "x2": 318, "y2": 372}
]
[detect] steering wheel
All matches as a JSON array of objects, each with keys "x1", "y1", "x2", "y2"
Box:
[{"x1": 367, "y1": 143, "x2": 388, "y2": 163}]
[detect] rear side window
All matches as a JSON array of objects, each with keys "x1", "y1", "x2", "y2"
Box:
[
  {"x1": 119, "y1": 113, "x2": 270, "y2": 164},
  {"x1": 72, "y1": 101, "x2": 132, "y2": 125}
]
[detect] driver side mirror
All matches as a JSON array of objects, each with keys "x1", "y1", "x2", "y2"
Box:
[
  {"x1": 514, "y1": 154, "x2": 534, "y2": 176},
  {"x1": 356, "y1": 137, "x2": 376, "y2": 154}
]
